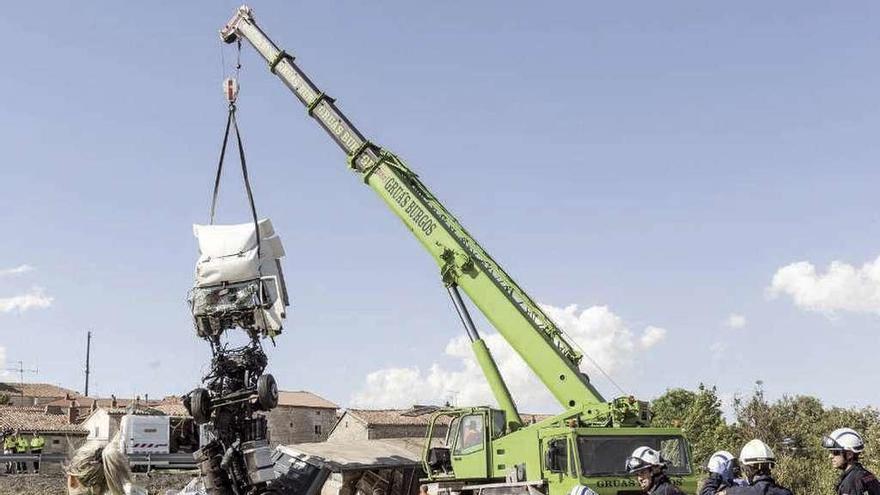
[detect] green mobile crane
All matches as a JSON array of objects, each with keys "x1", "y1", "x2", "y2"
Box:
[{"x1": 220, "y1": 6, "x2": 697, "y2": 495}]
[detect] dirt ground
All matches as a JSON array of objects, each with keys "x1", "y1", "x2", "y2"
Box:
[{"x1": 0, "y1": 471, "x2": 198, "y2": 495}]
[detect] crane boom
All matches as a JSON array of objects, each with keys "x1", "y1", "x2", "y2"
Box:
[{"x1": 220, "y1": 6, "x2": 605, "y2": 411}]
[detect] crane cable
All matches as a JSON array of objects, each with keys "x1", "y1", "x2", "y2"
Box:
[{"x1": 209, "y1": 39, "x2": 261, "y2": 259}]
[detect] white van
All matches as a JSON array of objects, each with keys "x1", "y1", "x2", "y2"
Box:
[{"x1": 119, "y1": 415, "x2": 170, "y2": 455}]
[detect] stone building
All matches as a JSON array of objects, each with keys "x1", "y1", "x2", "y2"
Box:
[
  {"x1": 0, "y1": 382, "x2": 79, "y2": 407},
  {"x1": 327, "y1": 409, "x2": 449, "y2": 443},
  {"x1": 266, "y1": 390, "x2": 338, "y2": 446}
]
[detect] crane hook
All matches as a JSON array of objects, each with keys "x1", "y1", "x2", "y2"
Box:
[{"x1": 223, "y1": 77, "x2": 239, "y2": 107}]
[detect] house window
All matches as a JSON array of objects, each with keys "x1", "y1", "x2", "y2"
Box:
[
  {"x1": 314, "y1": 425, "x2": 322, "y2": 435},
  {"x1": 52, "y1": 439, "x2": 60, "y2": 445},
  {"x1": 315, "y1": 411, "x2": 321, "y2": 416}
]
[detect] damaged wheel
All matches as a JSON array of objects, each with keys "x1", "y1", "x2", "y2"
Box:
[
  {"x1": 191, "y1": 387, "x2": 212, "y2": 424},
  {"x1": 257, "y1": 374, "x2": 278, "y2": 411}
]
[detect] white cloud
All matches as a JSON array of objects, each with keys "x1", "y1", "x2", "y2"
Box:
[
  {"x1": 640, "y1": 326, "x2": 667, "y2": 349},
  {"x1": 350, "y1": 304, "x2": 668, "y2": 411},
  {"x1": 725, "y1": 313, "x2": 747, "y2": 329},
  {"x1": 0, "y1": 288, "x2": 53, "y2": 313},
  {"x1": 0, "y1": 265, "x2": 33, "y2": 277},
  {"x1": 768, "y1": 256, "x2": 880, "y2": 315}
]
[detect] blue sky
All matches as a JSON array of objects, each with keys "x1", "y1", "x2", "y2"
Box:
[{"x1": 1, "y1": 1, "x2": 878, "y2": 413}]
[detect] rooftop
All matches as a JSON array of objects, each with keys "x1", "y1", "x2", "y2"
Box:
[
  {"x1": 277, "y1": 390, "x2": 338, "y2": 409},
  {"x1": 0, "y1": 382, "x2": 78, "y2": 399},
  {"x1": 345, "y1": 409, "x2": 552, "y2": 427},
  {"x1": 0, "y1": 406, "x2": 87, "y2": 434},
  {"x1": 346, "y1": 409, "x2": 447, "y2": 426}
]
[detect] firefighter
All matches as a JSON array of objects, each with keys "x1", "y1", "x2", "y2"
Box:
[
  {"x1": 719, "y1": 439, "x2": 792, "y2": 495},
  {"x1": 30, "y1": 433, "x2": 44, "y2": 474},
  {"x1": 701, "y1": 450, "x2": 740, "y2": 495},
  {"x1": 822, "y1": 428, "x2": 880, "y2": 495},
  {"x1": 625, "y1": 446, "x2": 685, "y2": 494}
]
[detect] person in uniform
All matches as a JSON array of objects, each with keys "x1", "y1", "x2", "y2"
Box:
[
  {"x1": 719, "y1": 440, "x2": 792, "y2": 495},
  {"x1": 2, "y1": 429, "x2": 15, "y2": 474},
  {"x1": 822, "y1": 428, "x2": 880, "y2": 495},
  {"x1": 30, "y1": 433, "x2": 45, "y2": 474},
  {"x1": 14, "y1": 430, "x2": 29, "y2": 474},
  {"x1": 701, "y1": 450, "x2": 744, "y2": 495},
  {"x1": 625, "y1": 446, "x2": 685, "y2": 495}
]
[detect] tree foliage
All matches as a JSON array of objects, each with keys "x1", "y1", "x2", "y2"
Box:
[{"x1": 651, "y1": 385, "x2": 880, "y2": 494}]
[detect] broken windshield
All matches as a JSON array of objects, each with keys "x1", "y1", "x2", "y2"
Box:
[{"x1": 577, "y1": 435, "x2": 691, "y2": 477}]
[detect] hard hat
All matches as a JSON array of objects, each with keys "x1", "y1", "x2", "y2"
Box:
[
  {"x1": 822, "y1": 428, "x2": 865, "y2": 453},
  {"x1": 625, "y1": 446, "x2": 665, "y2": 473},
  {"x1": 570, "y1": 485, "x2": 598, "y2": 495},
  {"x1": 707, "y1": 450, "x2": 735, "y2": 473},
  {"x1": 739, "y1": 439, "x2": 776, "y2": 466}
]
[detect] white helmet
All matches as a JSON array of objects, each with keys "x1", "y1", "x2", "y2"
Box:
[
  {"x1": 822, "y1": 428, "x2": 865, "y2": 453},
  {"x1": 625, "y1": 446, "x2": 665, "y2": 473},
  {"x1": 569, "y1": 485, "x2": 598, "y2": 495},
  {"x1": 739, "y1": 439, "x2": 776, "y2": 466},
  {"x1": 707, "y1": 450, "x2": 735, "y2": 474}
]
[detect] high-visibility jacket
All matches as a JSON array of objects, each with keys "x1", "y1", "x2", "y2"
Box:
[
  {"x1": 30, "y1": 436, "x2": 44, "y2": 450},
  {"x1": 14, "y1": 437, "x2": 28, "y2": 452},
  {"x1": 2, "y1": 435, "x2": 15, "y2": 450}
]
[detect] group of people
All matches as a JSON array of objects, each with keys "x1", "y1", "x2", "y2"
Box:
[
  {"x1": 2, "y1": 429, "x2": 44, "y2": 474},
  {"x1": 620, "y1": 427, "x2": 880, "y2": 495}
]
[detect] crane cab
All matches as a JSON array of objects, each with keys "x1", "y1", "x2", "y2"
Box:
[{"x1": 423, "y1": 408, "x2": 698, "y2": 495}]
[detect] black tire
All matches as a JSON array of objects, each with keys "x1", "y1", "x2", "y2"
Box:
[
  {"x1": 257, "y1": 374, "x2": 278, "y2": 411},
  {"x1": 191, "y1": 388, "x2": 211, "y2": 424}
]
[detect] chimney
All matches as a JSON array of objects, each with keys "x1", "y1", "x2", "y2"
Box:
[
  {"x1": 111, "y1": 395, "x2": 117, "y2": 408},
  {"x1": 67, "y1": 406, "x2": 78, "y2": 424}
]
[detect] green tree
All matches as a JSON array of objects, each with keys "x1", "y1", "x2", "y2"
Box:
[{"x1": 652, "y1": 384, "x2": 737, "y2": 468}]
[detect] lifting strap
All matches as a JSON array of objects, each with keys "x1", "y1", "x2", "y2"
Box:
[{"x1": 209, "y1": 104, "x2": 262, "y2": 259}]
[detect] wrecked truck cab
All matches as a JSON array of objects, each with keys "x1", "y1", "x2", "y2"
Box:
[{"x1": 189, "y1": 218, "x2": 289, "y2": 339}]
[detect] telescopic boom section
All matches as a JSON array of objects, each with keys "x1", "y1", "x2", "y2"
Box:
[{"x1": 220, "y1": 6, "x2": 606, "y2": 410}]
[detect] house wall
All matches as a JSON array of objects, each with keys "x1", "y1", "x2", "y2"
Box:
[
  {"x1": 266, "y1": 406, "x2": 337, "y2": 446},
  {"x1": 326, "y1": 415, "x2": 368, "y2": 443},
  {"x1": 369, "y1": 424, "x2": 448, "y2": 440},
  {"x1": 82, "y1": 409, "x2": 118, "y2": 442},
  {"x1": 326, "y1": 415, "x2": 448, "y2": 443}
]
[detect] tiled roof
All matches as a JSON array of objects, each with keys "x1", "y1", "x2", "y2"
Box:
[
  {"x1": 0, "y1": 382, "x2": 78, "y2": 399},
  {"x1": 521, "y1": 413, "x2": 555, "y2": 424},
  {"x1": 103, "y1": 406, "x2": 164, "y2": 416},
  {"x1": 345, "y1": 409, "x2": 551, "y2": 427},
  {"x1": 0, "y1": 406, "x2": 87, "y2": 434},
  {"x1": 346, "y1": 409, "x2": 447, "y2": 427},
  {"x1": 277, "y1": 391, "x2": 338, "y2": 409},
  {"x1": 153, "y1": 403, "x2": 190, "y2": 417}
]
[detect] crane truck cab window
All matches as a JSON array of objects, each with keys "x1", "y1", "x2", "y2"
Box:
[
  {"x1": 491, "y1": 410, "x2": 506, "y2": 438},
  {"x1": 576, "y1": 435, "x2": 691, "y2": 477},
  {"x1": 454, "y1": 414, "x2": 484, "y2": 454}
]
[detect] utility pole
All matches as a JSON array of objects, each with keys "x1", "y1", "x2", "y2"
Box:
[
  {"x1": 84, "y1": 331, "x2": 91, "y2": 397},
  {"x1": 5, "y1": 360, "x2": 38, "y2": 400}
]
